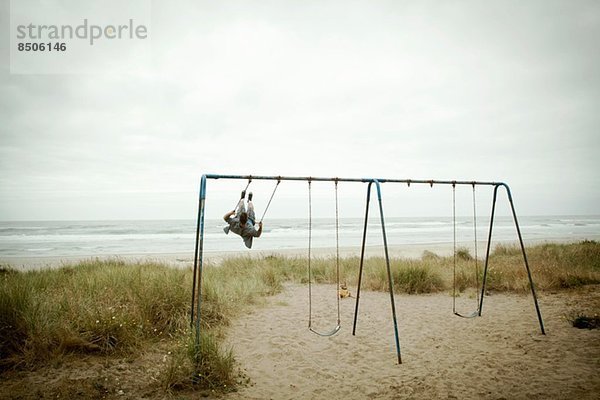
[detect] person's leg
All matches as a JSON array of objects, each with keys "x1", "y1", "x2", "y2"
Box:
[
  {"x1": 235, "y1": 198, "x2": 246, "y2": 216},
  {"x1": 247, "y1": 197, "x2": 256, "y2": 224}
]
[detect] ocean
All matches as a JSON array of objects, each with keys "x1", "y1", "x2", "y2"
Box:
[{"x1": 0, "y1": 215, "x2": 598, "y2": 259}]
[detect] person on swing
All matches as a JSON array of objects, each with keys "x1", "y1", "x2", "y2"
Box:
[{"x1": 223, "y1": 190, "x2": 263, "y2": 249}]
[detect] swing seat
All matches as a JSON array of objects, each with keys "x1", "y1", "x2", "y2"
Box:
[
  {"x1": 451, "y1": 183, "x2": 483, "y2": 320},
  {"x1": 453, "y1": 310, "x2": 480, "y2": 319},
  {"x1": 309, "y1": 325, "x2": 341, "y2": 337}
]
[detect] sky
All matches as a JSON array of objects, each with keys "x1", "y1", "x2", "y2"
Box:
[{"x1": 0, "y1": 0, "x2": 599, "y2": 221}]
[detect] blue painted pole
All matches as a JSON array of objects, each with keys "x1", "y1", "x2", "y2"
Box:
[
  {"x1": 193, "y1": 175, "x2": 207, "y2": 352},
  {"x1": 373, "y1": 180, "x2": 402, "y2": 364},
  {"x1": 204, "y1": 174, "x2": 499, "y2": 186},
  {"x1": 501, "y1": 184, "x2": 545, "y2": 335}
]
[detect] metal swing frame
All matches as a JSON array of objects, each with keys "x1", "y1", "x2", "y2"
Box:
[{"x1": 191, "y1": 174, "x2": 545, "y2": 365}]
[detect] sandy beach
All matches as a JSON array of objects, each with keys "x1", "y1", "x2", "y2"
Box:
[
  {"x1": 224, "y1": 283, "x2": 599, "y2": 400},
  {"x1": 0, "y1": 243, "x2": 455, "y2": 270}
]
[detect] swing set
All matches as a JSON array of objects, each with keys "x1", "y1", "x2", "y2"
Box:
[{"x1": 191, "y1": 174, "x2": 545, "y2": 364}]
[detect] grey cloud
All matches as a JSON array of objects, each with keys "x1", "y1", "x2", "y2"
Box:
[{"x1": 1, "y1": 0, "x2": 599, "y2": 219}]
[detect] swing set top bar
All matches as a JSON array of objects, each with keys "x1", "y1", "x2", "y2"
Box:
[{"x1": 203, "y1": 173, "x2": 503, "y2": 187}]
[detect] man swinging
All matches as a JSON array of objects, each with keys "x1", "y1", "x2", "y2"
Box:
[{"x1": 223, "y1": 190, "x2": 263, "y2": 249}]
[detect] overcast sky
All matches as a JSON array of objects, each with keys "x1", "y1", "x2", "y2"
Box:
[{"x1": 1, "y1": 0, "x2": 599, "y2": 221}]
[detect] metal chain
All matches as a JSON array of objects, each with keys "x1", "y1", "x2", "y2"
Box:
[
  {"x1": 259, "y1": 178, "x2": 280, "y2": 223},
  {"x1": 307, "y1": 179, "x2": 342, "y2": 336},
  {"x1": 234, "y1": 177, "x2": 252, "y2": 212},
  {"x1": 472, "y1": 184, "x2": 480, "y2": 307},
  {"x1": 335, "y1": 179, "x2": 341, "y2": 325},
  {"x1": 452, "y1": 183, "x2": 457, "y2": 314},
  {"x1": 307, "y1": 180, "x2": 312, "y2": 329}
]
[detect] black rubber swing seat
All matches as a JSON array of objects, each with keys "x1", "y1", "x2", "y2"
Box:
[{"x1": 453, "y1": 311, "x2": 480, "y2": 319}]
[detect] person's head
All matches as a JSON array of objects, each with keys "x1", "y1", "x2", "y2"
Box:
[{"x1": 239, "y1": 212, "x2": 248, "y2": 225}]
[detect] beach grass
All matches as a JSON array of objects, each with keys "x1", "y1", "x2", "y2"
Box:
[
  {"x1": 1, "y1": 240, "x2": 598, "y2": 395},
  {"x1": 0, "y1": 259, "x2": 191, "y2": 369}
]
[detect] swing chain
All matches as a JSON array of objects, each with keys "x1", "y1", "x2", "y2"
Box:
[
  {"x1": 307, "y1": 179, "x2": 312, "y2": 329},
  {"x1": 452, "y1": 183, "x2": 457, "y2": 313},
  {"x1": 307, "y1": 178, "x2": 342, "y2": 336},
  {"x1": 335, "y1": 179, "x2": 341, "y2": 325},
  {"x1": 452, "y1": 182, "x2": 481, "y2": 318},
  {"x1": 234, "y1": 178, "x2": 253, "y2": 212},
  {"x1": 259, "y1": 177, "x2": 281, "y2": 223},
  {"x1": 472, "y1": 183, "x2": 480, "y2": 306}
]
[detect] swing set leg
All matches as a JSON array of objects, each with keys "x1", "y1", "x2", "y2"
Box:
[
  {"x1": 352, "y1": 183, "x2": 371, "y2": 336},
  {"x1": 192, "y1": 176, "x2": 208, "y2": 355},
  {"x1": 503, "y1": 184, "x2": 546, "y2": 335},
  {"x1": 478, "y1": 185, "x2": 497, "y2": 317},
  {"x1": 353, "y1": 180, "x2": 402, "y2": 364},
  {"x1": 479, "y1": 184, "x2": 545, "y2": 335}
]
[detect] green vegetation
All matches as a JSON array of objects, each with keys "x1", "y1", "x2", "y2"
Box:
[
  {"x1": 0, "y1": 260, "x2": 190, "y2": 369},
  {"x1": 483, "y1": 240, "x2": 600, "y2": 291},
  {"x1": 1, "y1": 240, "x2": 598, "y2": 396}
]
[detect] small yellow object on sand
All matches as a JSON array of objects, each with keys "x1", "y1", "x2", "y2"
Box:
[{"x1": 338, "y1": 284, "x2": 351, "y2": 298}]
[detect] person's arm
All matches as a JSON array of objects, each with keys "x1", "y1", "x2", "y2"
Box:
[
  {"x1": 223, "y1": 210, "x2": 235, "y2": 222},
  {"x1": 254, "y1": 221, "x2": 263, "y2": 237}
]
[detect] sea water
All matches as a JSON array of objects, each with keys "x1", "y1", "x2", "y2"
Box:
[{"x1": 0, "y1": 216, "x2": 598, "y2": 258}]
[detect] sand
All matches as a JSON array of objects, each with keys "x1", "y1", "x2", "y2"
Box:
[
  {"x1": 223, "y1": 283, "x2": 600, "y2": 400},
  {"x1": 1, "y1": 285, "x2": 597, "y2": 400},
  {"x1": 0, "y1": 244, "x2": 448, "y2": 271}
]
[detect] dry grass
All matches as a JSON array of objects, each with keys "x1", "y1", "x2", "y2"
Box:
[
  {"x1": 483, "y1": 241, "x2": 600, "y2": 291},
  {"x1": 0, "y1": 259, "x2": 190, "y2": 371}
]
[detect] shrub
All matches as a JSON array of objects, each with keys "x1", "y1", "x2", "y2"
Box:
[
  {"x1": 455, "y1": 247, "x2": 473, "y2": 261},
  {"x1": 392, "y1": 265, "x2": 445, "y2": 294},
  {"x1": 162, "y1": 331, "x2": 236, "y2": 392},
  {"x1": 569, "y1": 314, "x2": 600, "y2": 329}
]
